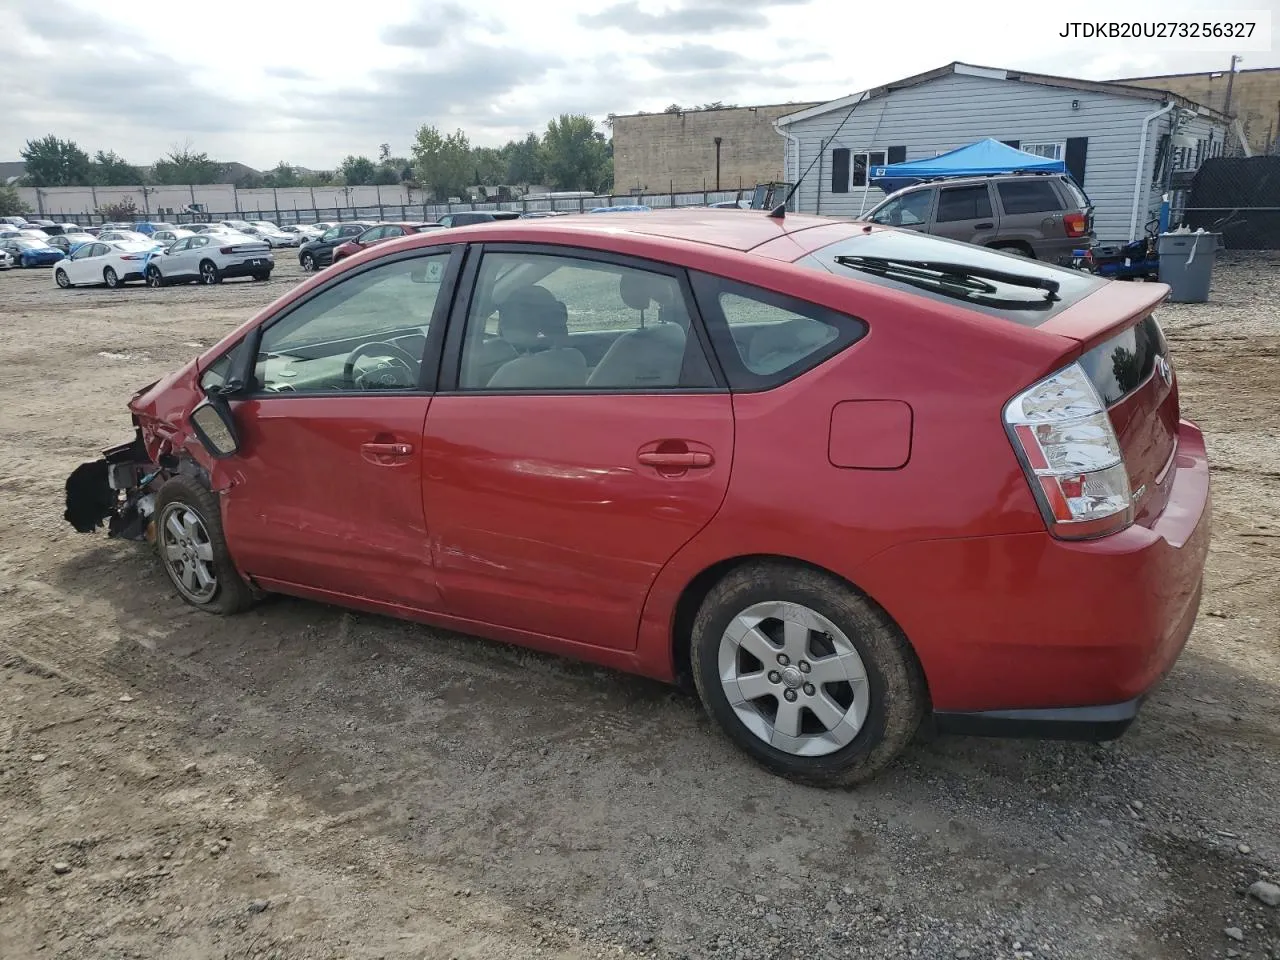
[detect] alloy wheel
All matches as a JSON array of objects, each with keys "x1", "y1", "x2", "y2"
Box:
[
  {"x1": 200, "y1": 262, "x2": 218, "y2": 284},
  {"x1": 718, "y1": 600, "x2": 871, "y2": 757},
  {"x1": 159, "y1": 503, "x2": 218, "y2": 604}
]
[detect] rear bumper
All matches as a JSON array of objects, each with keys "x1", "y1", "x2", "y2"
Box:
[
  {"x1": 934, "y1": 695, "x2": 1143, "y2": 741},
  {"x1": 853, "y1": 419, "x2": 1211, "y2": 725},
  {"x1": 219, "y1": 260, "x2": 272, "y2": 279}
]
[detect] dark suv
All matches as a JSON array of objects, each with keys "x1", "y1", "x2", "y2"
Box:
[{"x1": 863, "y1": 173, "x2": 1092, "y2": 262}]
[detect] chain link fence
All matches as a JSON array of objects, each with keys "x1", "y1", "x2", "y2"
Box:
[{"x1": 1173, "y1": 156, "x2": 1280, "y2": 249}]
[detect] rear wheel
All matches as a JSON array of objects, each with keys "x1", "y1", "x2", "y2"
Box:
[
  {"x1": 154, "y1": 477, "x2": 256, "y2": 615},
  {"x1": 690, "y1": 561, "x2": 926, "y2": 787},
  {"x1": 145, "y1": 266, "x2": 165, "y2": 288},
  {"x1": 199, "y1": 260, "x2": 220, "y2": 284},
  {"x1": 55, "y1": 269, "x2": 71, "y2": 289},
  {"x1": 993, "y1": 242, "x2": 1035, "y2": 259},
  {"x1": 103, "y1": 266, "x2": 120, "y2": 288},
  {"x1": 252, "y1": 271, "x2": 270, "y2": 282}
]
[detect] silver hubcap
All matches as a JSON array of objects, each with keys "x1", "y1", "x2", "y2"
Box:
[
  {"x1": 159, "y1": 504, "x2": 217, "y2": 603},
  {"x1": 718, "y1": 601, "x2": 870, "y2": 757}
]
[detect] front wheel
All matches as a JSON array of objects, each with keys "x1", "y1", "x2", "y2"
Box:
[
  {"x1": 55, "y1": 269, "x2": 71, "y2": 288},
  {"x1": 154, "y1": 477, "x2": 257, "y2": 615},
  {"x1": 199, "y1": 260, "x2": 220, "y2": 284},
  {"x1": 691, "y1": 562, "x2": 926, "y2": 787},
  {"x1": 145, "y1": 266, "x2": 165, "y2": 288},
  {"x1": 103, "y1": 266, "x2": 120, "y2": 288},
  {"x1": 300, "y1": 252, "x2": 315, "y2": 272}
]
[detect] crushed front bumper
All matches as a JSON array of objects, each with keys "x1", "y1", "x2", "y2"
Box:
[{"x1": 64, "y1": 430, "x2": 162, "y2": 541}]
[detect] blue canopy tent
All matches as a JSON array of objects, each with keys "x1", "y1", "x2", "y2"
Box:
[{"x1": 869, "y1": 138, "x2": 1066, "y2": 194}]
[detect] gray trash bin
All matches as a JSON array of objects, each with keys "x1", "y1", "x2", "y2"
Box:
[{"x1": 1157, "y1": 231, "x2": 1220, "y2": 303}]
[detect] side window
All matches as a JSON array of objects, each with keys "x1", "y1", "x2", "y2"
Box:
[
  {"x1": 170, "y1": 238, "x2": 190, "y2": 253},
  {"x1": 191, "y1": 236, "x2": 208, "y2": 249},
  {"x1": 254, "y1": 253, "x2": 449, "y2": 394},
  {"x1": 199, "y1": 342, "x2": 242, "y2": 393},
  {"x1": 457, "y1": 250, "x2": 715, "y2": 391},
  {"x1": 691, "y1": 273, "x2": 866, "y2": 389},
  {"x1": 71, "y1": 244, "x2": 94, "y2": 260},
  {"x1": 321, "y1": 228, "x2": 341, "y2": 242},
  {"x1": 437, "y1": 216, "x2": 453, "y2": 228},
  {"x1": 936, "y1": 185, "x2": 993, "y2": 222},
  {"x1": 870, "y1": 190, "x2": 932, "y2": 226},
  {"x1": 997, "y1": 179, "x2": 1065, "y2": 215}
]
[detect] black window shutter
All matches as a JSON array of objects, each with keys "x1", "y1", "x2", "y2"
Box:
[
  {"x1": 830, "y1": 148, "x2": 850, "y2": 193},
  {"x1": 1002, "y1": 139, "x2": 1021, "y2": 149},
  {"x1": 1065, "y1": 137, "x2": 1088, "y2": 186},
  {"x1": 886, "y1": 145, "x2": 906, "y2": 164}
]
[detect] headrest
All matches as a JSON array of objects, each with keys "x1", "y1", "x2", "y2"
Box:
[{"x1": 499, "y1": 286, "x2": 569, "y2": 350}]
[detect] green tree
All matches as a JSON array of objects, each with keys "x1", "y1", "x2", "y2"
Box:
[
  {"x1": 505, "y1": 132, "x2": 544, "y2": 186},
  {"x1": 378, "y1": 142, "x2": 392, "y2": 163},
  {"x1": 264, "y1": 162, "x2": 301, "y2": 188},
  {"x1": 97, "y1": 198, "x2": 140, "y2": 222},
  {"x1": 339, "y1": 155, "x2": 377, "y2": 186},
  {"x1": 410, "y1": 125, "x2": 472, "y2": 200},
  {"x1": 470, "y1": 146, "x2": 506, "y2": 186},
  {"x1": 373, "y1": 164, "x2": 401, "y2": 186},
  {"x1": 298, "y1": 170, "x2": 334, "y2": 187},
  {"x1": 541, "y1": 115, "x2": 610, "y2": 192},
  {"x1": 20, "y1": 135, "x2": 93, "y2": 186},
  {"x1": 91, "y1": 150, "x2": 143, "y2": 186},
  {"x1": 151, "y1": 144, "x2": 224, "y2": 184},
  {"x1": 0, "y1": 184, "x2": 28, "y2": 218}
]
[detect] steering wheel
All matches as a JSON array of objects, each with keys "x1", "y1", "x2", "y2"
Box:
[{"x1": 342, "y1": 341, "x2": 421, "y2": 390}]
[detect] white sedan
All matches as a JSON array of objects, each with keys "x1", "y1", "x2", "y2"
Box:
[
  {"x1": 242, "y1": 223, "x2": 298, "y2": 248},
  {"x1": 97, "y1": 229, "x2": 150, "y2": 243},
  {"x1": 54, "y1": 240, "x2": 162, "y2": 288},
  {"x1": 142, "y1": 232, "x2": 273, "y2": 286},
  {"x1": 152, "y1": 228, "x2": 195, "y2": 245}
]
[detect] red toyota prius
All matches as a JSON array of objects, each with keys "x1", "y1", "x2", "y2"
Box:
[{"x1": 63, "y1": 210, "x2": 1210, "y2": 786}]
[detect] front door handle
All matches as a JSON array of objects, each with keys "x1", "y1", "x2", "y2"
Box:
[
  {"x1": 975, "y1": 221, "x2": 994, "y2": 229},
  {"x1": 361, "y1": 440, "x2": 414, "y2": 465},
  {"x1": 638, "y1": 451, "x2": 713, "y2": 468}
]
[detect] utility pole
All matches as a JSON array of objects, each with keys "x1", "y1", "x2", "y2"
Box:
[{"x1": 1224, "y1": 54, "x2": 1242, "y2": 116}]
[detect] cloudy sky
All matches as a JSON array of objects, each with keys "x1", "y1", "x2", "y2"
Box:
[{"x1": 1, "y1": 0, "x2": 1275, "y2": 170}]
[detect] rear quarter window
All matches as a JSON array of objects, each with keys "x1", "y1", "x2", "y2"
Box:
[
  {"x1": 690, "y1": 273, "x2": 867, "y2": 390},
  {"x1": 996, "y1": 180, "x2": 1065, "y2": 215}
]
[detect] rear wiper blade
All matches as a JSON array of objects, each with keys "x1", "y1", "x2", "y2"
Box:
[{"x1": 834, "y1": 255, "x2": 1061, "y2": 301}]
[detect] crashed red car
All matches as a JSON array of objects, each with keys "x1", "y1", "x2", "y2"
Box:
[{"x1": 63, "y1": 209, "x2": 1210, "y2": 786}]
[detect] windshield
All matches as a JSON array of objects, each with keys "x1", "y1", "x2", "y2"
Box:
[{"x1": 795, "y1": 228, "x2": 1103, "y2": 327}]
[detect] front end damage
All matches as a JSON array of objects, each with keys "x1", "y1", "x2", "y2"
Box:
[{"x1": 64, "y1": 428, "x2": 167, "y2": 542}]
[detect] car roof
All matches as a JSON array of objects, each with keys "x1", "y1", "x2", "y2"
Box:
[
  {"x1": 415, "y1": 208, "x2": 853, "y2": 256},
  {"x1": 887, "y1": 172, "x2": 1068, "y2": 193}
]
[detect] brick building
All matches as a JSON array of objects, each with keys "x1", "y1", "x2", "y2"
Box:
[
  {"x1": 1113, "y1": 67, "x2": 1280, "y2": 154},
  {"x1": 611, "y1": 102, "x2": 818, "y2": 194}
]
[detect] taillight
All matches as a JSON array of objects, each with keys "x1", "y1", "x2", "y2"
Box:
[
  {"x1": 1004, "y1": 362, "x2": 1132, "y2": 540},
  {"x1": 120, "y1": 254, "x2": 142, "y2": 260},
  {"x1": 1063, "y1": 212, "x2": 1088, "y2": 237}
]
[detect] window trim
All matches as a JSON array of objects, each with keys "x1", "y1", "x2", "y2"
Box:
[
  {"x1": 1020, "y1": 140, "x2": 1066, "y2": 161},
  {"x1": 227, "y1": 243, "x2": 464, "y2": 400},
  {"x1": 688, "y1": 271, "x2": 868, "y2": 393},
  {"x1": 848, "y1": 148, "x2": 888, "y2": 189},
  {"x1": 435, "y1": 242, "x2": 728, "y2": 396}
]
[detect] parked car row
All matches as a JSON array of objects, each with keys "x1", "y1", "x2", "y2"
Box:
[{"x1": 53, "y1": 231, "x2": 274, "y2": 289}]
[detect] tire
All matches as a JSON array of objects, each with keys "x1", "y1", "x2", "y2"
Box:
[
  {"x1": 252, "y1": 272, "x2": 270, "y2": 282},
  {"x1": 690, "y1": 561, "x2": 926, "y2": 787},
  {"x1": 300, "y1": 252, "x2": 315, "y2": 272},
  {"x1": 55, "y1": 269, "x2": 71, "y2": 289},
  {"x1": 993, "y1": 243, "x2": 1035, "y2": 259},
  {"x1": 103, "y1": 266, "x2": 120, "y2": 288},
  {"x1": 154, "y1": 476, "x2": 256, "y2": 615},
  {"x1": 199, "y1": 260, "x2": 220, "y2": 284},
  {"x1": 145, "y1": 265, "x2": 165, "y2": 288}
]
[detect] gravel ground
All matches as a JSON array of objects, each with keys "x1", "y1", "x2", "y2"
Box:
[{"x1": 0, "y1": 251, "x2": 1277, "y2": 960}]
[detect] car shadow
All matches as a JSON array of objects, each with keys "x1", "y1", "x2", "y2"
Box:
[{"x1": 44, "y1": 540, "x2": 1280, "y2": 958}]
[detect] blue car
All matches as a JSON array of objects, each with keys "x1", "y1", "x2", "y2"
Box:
[
  {"x1": 3, "y1": 238, "x2": 64, "y2": 268},
  {"x1": 587, "y1": 204, "x2": 652, "y2": 214}
]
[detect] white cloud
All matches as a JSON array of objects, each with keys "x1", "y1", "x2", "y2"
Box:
[{"x1": 0, "y1": 0, "x2": 1273, "y2": 169}]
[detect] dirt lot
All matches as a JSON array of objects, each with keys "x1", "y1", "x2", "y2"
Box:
[{"x1": 0, "y1": 251, "x2": 1277, "y2": 960}]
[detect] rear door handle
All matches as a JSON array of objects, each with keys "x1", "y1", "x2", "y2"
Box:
[
  {"x1": 975, "y1": 222, "x2": 994, "y2": 229},
  {"x1": 637, "y1": 451, "x2": 713, "y2": 468}
]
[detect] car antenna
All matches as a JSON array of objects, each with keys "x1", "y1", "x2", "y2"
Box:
[{"x1": 769, "y1": 93, "x2": 867, "y2": 219}]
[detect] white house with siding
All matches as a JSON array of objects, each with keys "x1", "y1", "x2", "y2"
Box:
[{"x1": 775, "y1": 63, "x2": 1232, "y2": 242}]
